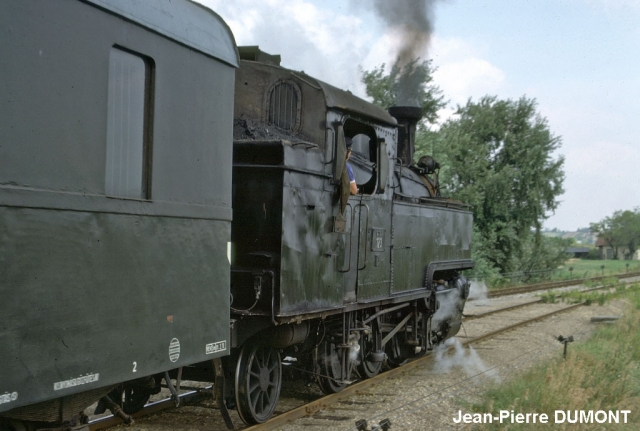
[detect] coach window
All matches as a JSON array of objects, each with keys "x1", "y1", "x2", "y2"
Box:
[{"x1": 105, "y1": 47, "x2": 154, "y2": 199}]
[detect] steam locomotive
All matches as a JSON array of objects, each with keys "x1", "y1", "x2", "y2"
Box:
[{"x1": 0, "y1": 1, "x2": 473, "y2": 429}]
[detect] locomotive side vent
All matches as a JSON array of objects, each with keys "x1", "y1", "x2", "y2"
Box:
[{"x1": 267, "y1": 80, "x2": 301, "y2": 131}]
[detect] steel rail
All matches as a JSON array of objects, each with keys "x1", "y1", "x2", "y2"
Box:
[
  {"x1": 487, "y1": 271, "x2": 640, "y2": 298},
  {"x1": 463, "y1": 298, "x2": 543, "y2": 320},
  {"x1": 465, "y1": 279, "x2": 631, "y2": 321},
  {"x1": 462, "y1": 302, "x2": 584, "y2": 345}
]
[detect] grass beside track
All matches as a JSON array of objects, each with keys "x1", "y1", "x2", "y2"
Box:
[
  {"x1": 486, "y1": 258, "x2": 640, "y2": 291},
  {"x1": 469, "y1": 283, "x2": 640, "y2": 430},
  {"x1": 554, "y1": 259, "x2": 640, "y2": 281},
  {"x1": 538, "y1": 278, "x2": 628, "y2": 305}
]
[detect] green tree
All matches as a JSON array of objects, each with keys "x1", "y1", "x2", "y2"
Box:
[
  {"x1": 434, "y1": 96, "x2": 565, "y2": 273},
  {"x1": 591, "y1": 208, "x2": 640, "y2": 260},
  {"x1": 361, "y1": 67, "x2": 565, "y2": 278},
  {"x1": 513, "y1": 236, "x2": 573, "y2": 282}
]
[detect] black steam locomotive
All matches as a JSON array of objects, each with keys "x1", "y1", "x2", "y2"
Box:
[{"x1": 0, "y1": 1, "x2": 472, "y2": 429}]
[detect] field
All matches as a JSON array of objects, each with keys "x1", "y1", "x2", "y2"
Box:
[
  {"x1": 554, "y1": 259, "x2": 640, "y2": 280},
  {"x1": 494, "y1": 259, "x2": 640, "y2": 287}
]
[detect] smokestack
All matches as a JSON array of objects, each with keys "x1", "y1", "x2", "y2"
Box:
[{"x1": 388, "y1": 106, "x2": 423, "y2": 166}]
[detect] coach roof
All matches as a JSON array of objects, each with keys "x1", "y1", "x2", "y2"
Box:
[{"x1": 85, "y1": 0, "x2": 239, "y2": 67}]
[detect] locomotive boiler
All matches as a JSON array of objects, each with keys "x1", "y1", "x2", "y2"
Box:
[{"x1": 0, "y1": 1, "x2": 473, "y2": 429}]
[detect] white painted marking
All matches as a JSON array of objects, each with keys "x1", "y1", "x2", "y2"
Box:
[
  {"x1": 206, "y1": 340, "x2": 227, "y2": 355},
  {"x1": 169, "y1": 338, "x2": 180, "y2": 362},
  {"x1": 227, "y1": 242, "x2": 232, "y2": 264},
  {"x1": 53, "y1": 373, "x2": 99, "y2": 391},
  {"x1": 0, "y1": 392, "x2": 18, "y2": 405}
]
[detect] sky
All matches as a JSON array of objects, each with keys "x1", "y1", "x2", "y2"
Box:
[{"x1": 200, "y1": 0, "x2": 640, "y2": 231}]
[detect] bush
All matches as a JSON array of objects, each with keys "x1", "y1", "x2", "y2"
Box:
[{"x1": 585, "y1": 248, "x2": 600, "y2": 260}]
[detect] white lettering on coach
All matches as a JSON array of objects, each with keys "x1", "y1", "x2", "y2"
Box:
[
  {"x1": 206, "y1": 341, "x2": 227, "y2": 355},
  {"x1": 0, "y1": 392, "x2": 18, "y2": 405},
  {"x1": 53, "y1": 373, "x2": 100, "y2": 391}
]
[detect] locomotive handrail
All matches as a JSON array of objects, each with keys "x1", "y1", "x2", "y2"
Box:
[
  {"x1": 338, "y1": 203, "x2": 355, "y2": 273},
  {"x1": 267, "y1": 270, "x2": 277, "y2": 325},
  {"x1": 418, "y1": 196, "x2": 471, "y2": 209},
  {"x1": 390, "y1": 158, "x2": 403, "y2": 189},
  {"x1": 356, "y1": 203, "x2": 370, "y2": 271},
  {"x1": 392, "y1": 191, "x2": 471, "y2": 210}
]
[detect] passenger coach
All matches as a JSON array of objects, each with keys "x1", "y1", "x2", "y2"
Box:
[{"x1": 0, "y1": 0, "x2": 237, "y2": 427}]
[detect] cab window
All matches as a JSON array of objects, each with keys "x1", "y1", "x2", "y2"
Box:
[{"x1": 344, "y1": 119, "x2": 377, "y2": 194}]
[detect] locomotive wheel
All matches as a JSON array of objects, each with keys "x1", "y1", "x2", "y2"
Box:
[
  {"x1": 358, "y1": 321, "x2": 382, "y2": 378},
  {"x1": 235, "y1": 343, "x2": 282, "y2": 425},
  {"x1": 385, "y1": 332, "x2": 412, "y2": 368},
  {"x1": 316, "y1": 339, "x2": 352, "y2": 394}
]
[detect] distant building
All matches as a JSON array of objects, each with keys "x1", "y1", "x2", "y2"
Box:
[
  {"x1": 566, "y1": 247, "x2": 590, "y2": 258},
  {"x1": 596, "y1": 237, "x2": 640, "y2": 260},
  {"x1": 542, "y1": 229, "x2": 597, "y2": 245}
]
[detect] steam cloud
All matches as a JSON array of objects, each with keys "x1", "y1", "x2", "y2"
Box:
[
  {"x1": 468, "y1": 280, "x2": 489, "y2": 301},
  {"x1": 431, "y1": 288, "x2": 459, "y2": 328},
  {"x1": 371, "y1": 0, "x2": 439, "y2": 106},
  {"x1": 434, "y1": 338, "x2": 501, "y2": 383}
]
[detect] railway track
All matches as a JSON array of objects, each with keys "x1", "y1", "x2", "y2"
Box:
[
  {"x1": 465, "y1": 278, "x2": 634, "y2": 321},
  {"x1": 90, "y1": 278, "x2": 636, "y2": 431},
  {"x1": 487, "y1": 271, "x2": 640, "y2": 297}
]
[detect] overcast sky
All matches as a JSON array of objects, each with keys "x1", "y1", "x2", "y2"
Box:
[{"x1": 200, "y1": 0, "x2": 640, "y2": 231}]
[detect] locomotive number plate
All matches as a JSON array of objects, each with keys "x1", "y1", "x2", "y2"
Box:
[{"x1": 371, "y1": 229, "x2": 385, "y2": 251}]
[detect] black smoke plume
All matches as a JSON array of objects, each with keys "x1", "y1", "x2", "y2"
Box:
[{"x1": 372, "y1": 0, "x2": 438, "y2": 106}]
